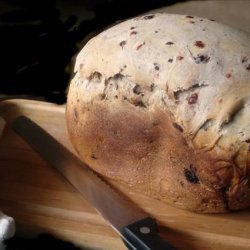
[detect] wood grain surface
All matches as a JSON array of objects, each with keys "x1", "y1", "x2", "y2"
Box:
[{"x1": 0, "y1": 99, "x2": 249, "y2": 250}]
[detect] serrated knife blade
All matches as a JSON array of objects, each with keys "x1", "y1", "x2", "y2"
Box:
[{"x1": 12, "y1": 116, "x2": 176, "y2": 250}]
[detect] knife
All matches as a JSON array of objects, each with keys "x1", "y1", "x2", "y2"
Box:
[{"x1": 12, "y1": 116, "x2": 176, "y2": 250}]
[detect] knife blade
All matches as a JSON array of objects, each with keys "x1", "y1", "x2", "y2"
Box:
[{"x1": 12, "y1": 116, "x2": 176, "y2": 250}]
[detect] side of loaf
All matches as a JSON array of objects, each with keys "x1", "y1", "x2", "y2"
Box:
[{"x1": 66, "y1": 13, "x2": 250, "y2": 213}]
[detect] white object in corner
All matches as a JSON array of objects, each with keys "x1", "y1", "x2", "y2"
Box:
[{"x1": 0, "y1": 211, "x2": 15, "y2": 250}]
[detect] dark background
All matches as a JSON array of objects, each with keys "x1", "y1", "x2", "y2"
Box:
[{"x1": 0, "y1": 0, "x2": 185, "y2": 104}]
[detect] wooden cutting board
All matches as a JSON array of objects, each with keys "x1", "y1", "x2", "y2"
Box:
[{"x1": 0, "y1": 99, "x2": 249, "y2": 250}]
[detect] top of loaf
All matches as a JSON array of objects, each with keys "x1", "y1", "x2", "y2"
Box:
[{"x1": 74, "y1": 13, "x2": 250, "y2": 176}]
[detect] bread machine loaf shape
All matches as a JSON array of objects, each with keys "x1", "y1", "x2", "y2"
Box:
[{"x1": 66, "y1": 13, "x2": 250, "y2": 213}]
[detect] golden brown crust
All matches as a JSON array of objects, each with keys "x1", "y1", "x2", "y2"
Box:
[{"x1": 67, "y1": 95, "x2": 230, "y2": 212}]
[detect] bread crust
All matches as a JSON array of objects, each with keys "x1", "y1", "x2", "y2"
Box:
[{"x1": 66, "y1": 13, "x2": 250, "y2": 212}]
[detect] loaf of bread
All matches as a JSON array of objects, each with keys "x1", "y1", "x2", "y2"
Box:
[{"x1": 66, "y1": 13, "x2": 250, "y2": 213}]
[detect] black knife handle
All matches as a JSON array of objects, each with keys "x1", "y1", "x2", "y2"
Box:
[{"x1": 121, "y1": 217, "x2": 176, "y2": 250}]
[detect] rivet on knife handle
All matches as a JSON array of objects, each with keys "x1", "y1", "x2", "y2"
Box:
[
  {"x1": 122, "y1": 217, "x2": 176, "y2": 250},
  {"x1": 12, "y1": 116, "x2": 176, "y2": 250}
]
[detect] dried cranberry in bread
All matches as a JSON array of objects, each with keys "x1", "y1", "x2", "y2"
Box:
[{"x1": 66, "y1": 13, "x2": 250, "y2": 213}]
